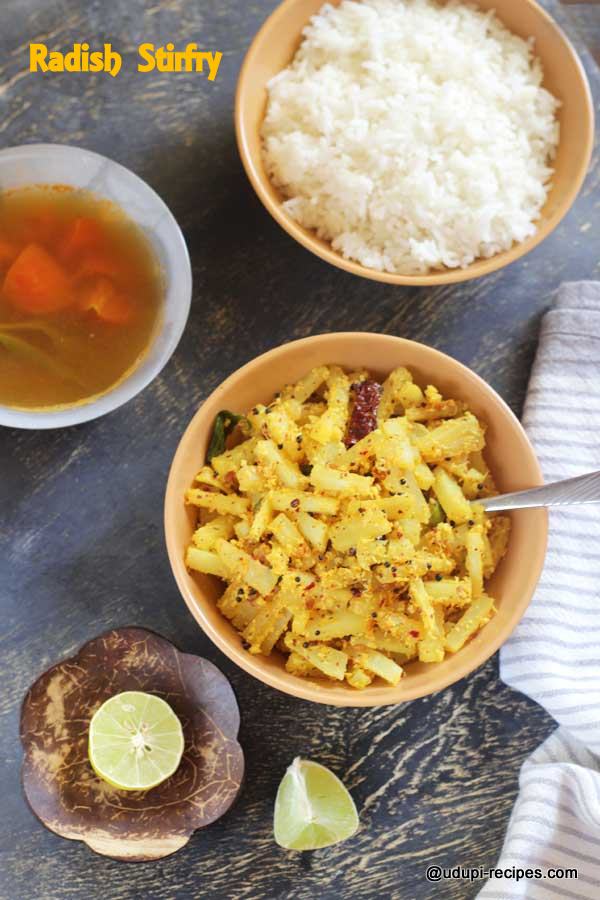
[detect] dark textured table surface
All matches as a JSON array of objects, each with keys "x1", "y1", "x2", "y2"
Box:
[{"x1": 1, "y1": 2, "x2": 599, "y2": 899}]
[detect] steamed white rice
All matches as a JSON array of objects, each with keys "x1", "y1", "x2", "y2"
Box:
[{"x1": 261, "y1": 0, "x2": 560, "y2": 275}]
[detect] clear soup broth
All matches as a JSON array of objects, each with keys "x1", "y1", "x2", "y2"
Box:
[{"x1": 0, "y1": 185, "x2": 163, "y2": 410}]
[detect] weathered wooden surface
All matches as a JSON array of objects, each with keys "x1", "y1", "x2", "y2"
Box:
[
  {"x1": 565, "y1": 2, "x2": 600, "y2": 63},
  {"x1": 1, "y1": 1, "x2": 599, "y2": 899}
]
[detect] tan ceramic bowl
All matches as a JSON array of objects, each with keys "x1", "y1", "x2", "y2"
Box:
[
  {"x1": 235, "y1": 0, "x2": 594, "y2": 286},
  {"x1": 165, "y1": 333, "x2": 548, "y2": 706}
]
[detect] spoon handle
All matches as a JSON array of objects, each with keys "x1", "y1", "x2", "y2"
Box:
[{"x1": 480, "y1": 470, "x2": 600, "y2": 513}]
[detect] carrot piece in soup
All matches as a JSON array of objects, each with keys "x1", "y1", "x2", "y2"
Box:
[
  {"x1": 79, "y1": 277, "x2": 133, "y2": 325},
  {"x1": 2, "y1": 243, "x2": 72, "y2": 314},
  {"x1": 59, "y1": 217, "x2": 105, "y2": 262}
]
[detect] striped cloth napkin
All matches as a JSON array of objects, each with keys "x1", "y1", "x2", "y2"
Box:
[{"x1": 479, "y1": 281, "x2": 600, "y2": 899}]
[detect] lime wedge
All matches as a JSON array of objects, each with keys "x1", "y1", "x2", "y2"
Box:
[
  {"x1": 274, "y1": 757, "x2": 359, "y2": 850},
  {"x1": 88, "y1": 691, "x2": 184, "y2": 791}
]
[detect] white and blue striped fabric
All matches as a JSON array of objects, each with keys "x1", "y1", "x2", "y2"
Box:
[{"x1": 479, "y1": 282, "x2": 600, "y2": 898}]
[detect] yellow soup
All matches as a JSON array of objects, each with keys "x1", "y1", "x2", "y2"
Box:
[{"x1": 0, "y1": 185, "x2": 163, "y2": 410}]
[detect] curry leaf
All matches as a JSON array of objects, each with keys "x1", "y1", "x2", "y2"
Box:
[{"x1": 207, "y1": 410, "x2": 248, "y2": 462}]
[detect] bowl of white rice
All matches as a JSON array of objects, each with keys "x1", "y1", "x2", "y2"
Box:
[{"x1": 235, "y1": 0, "x2": 594, "y2": 285}]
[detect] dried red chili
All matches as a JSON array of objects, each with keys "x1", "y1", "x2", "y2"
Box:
[{"x1": 345, "y1": 379, "x2": 382, "y2": 448}]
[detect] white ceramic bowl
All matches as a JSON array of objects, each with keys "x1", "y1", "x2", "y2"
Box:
[{"x1": 0, "y1": 144, "x2": 192, "y2": 429}]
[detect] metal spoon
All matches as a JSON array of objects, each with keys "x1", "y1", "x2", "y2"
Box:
[{"x1": 480, "y1": 470, "x2": 600, "y2": 513}]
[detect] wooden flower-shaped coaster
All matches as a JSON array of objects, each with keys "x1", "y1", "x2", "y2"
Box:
[{"x1": 20, "y1": 627, "x2": 244, "y2": 861}]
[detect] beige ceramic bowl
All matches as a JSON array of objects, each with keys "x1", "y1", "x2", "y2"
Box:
[
  {"x1": 235, "y1": 0, "x2": 594, "y2": 286},
  {"x1": 165, "y1": 333, "x2": 548, "y2": 706}
]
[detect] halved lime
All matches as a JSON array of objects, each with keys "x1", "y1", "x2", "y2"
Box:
[
  {"x1": 88, "y1": 691, "x2": 184, "y2": 791},
  {"x1": 274, "y1": 757, "x2": 359, "y2": 850}
]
